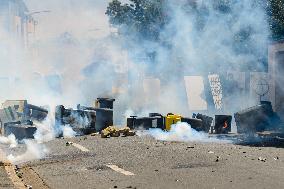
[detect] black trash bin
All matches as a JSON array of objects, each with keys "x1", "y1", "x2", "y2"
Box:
[
  {"x1": 95, "y1": 98, "x2": 115, "y2": 109},
  {"x1": 214, "y1": 115, "x2": 232, "y2": 134},
  {"x1": 127, "y1": 113, "x2": 165, "y2": 130}
]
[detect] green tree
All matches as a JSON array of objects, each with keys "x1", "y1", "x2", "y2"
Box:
[
  {"x1": 267, "y1": 0, "x2": 284, "y2": 40},
  {"x1": 106, "y1": 0, "x2": 167, "y2": 41}
]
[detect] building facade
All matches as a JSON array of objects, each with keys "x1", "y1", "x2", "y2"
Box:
[
  {"x1": 0, "y1": 0, "x2": 35, "y2": 48},
  {"x1": 268, "y1": 40, "x2": 284, "y2": 118}
]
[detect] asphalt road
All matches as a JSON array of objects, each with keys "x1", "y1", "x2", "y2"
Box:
[{"x1": 1, "y1": 135, "x2": 284, "y2": 189}]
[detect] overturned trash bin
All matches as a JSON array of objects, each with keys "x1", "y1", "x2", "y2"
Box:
[
  {"x1": 79, "y1": 98, "x2": 115, "y2": 132},
  {"x1": 4, "y1": 122, "x2": 37, "y2": 140},
  {"x1": 56, "y1": 98, "x2": 115, "y2": 134},
  {"x1": 55, "y1": 105, "x2": 96, "y2": 135},
  {"x1": 127, "y1": 112, "x2": 213, "y2": 133},
  {"x1": 187, "y1": 113, "x2": 213, "y2": 132},
  {"x1": 234, "y1": 101, "x2": 281, "y2": 134},
  {"x1": 214, "y1": 115, "x2": 232, "y2": 134},
  {"x1": 95, "y1": 98, "x2": 115, "y2": 109},
  {"x1": 0, "y1": 100, "x2": 48, "y2": 139},
  {"x1": 127, "y1": 113, "x2": 165, "y2": 130}
]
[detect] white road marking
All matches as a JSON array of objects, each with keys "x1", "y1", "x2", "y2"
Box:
[
  {"x1": 72, "y1": 143, "x2": 90, "y2": 152},
  {"x1": 106, "y1": 164, "x2": 135, "y2": 176}
]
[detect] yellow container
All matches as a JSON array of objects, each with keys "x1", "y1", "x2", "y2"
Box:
[{"x1": 165, "y1": 114, "x2": 182, "y2": 131}]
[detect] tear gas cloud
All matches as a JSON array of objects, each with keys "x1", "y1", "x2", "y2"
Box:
[
  {"x1": 143, "y1": 122, "x2": 230, "y2": 143},
  {"x1": 132, "y1": 0, "x2": 269, "y2": 115},
  {"x1": 33, "y1": 117, "x2": 57, "y2": 143},
  {"x1": 0, "y1": 0, "x2": 271, "y2": 154},
  {"x1": 7, "y1": 140, "x2": 48, "y2": 164},
  {"x1": 62, "y1": 125, "x2": 77, "y2": 138},
  {"x1": 0, "y1": 134, "x2": 18, "y2": 148},
  {"x1": 0, "y1": 0, "x2": 269, "y2": 119}
]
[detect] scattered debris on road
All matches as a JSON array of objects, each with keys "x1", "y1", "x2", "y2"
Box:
[
  {"x1": 101, "y1": 126, "x2": 135, "y2": 138},
  {"x1": 187, "y1": 146, "x2": 194, "y2": 149},
  {"x1": 66, "y1": 142, "x2": 73, "y2": 146},
  {"x1": 258, "y1": 157, "x2": 267, "y2": 162},
  {"x1": 215, "y1": 156, "x2": 221, "y2": 162},
  {"x1": 274, "y1": 156, "x2": 279, "y2": 160}
]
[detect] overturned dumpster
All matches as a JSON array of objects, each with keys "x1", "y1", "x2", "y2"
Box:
[
  {"x1": 234, "y1": 101, "x2": 281, "y2": 134},
  {"x1": 0, "y1": 100, "x2": 48, "y2": 140},
  {"x1": 55, "y1": 98, "x2": 115, "y2": 134}
]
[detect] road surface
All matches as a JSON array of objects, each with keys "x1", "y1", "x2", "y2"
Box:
[{"x1": 1, "y1": 135, "x2": 284, "y2": 189}]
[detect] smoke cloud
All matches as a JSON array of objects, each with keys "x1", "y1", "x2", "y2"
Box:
[
  {"x1": 1, "y1": 0, "x2": 270, "y2": 119},
  {"x1": 0, "y1": 134, "x2": 18, "y2": 148},
  {"x1": 33, "y1": 118, "x2": 57, "y2": 143},
  {"x1": 0, "y1": 0, "x2": 271, "y2": 161},
  {"x1": 7, "y1": 140, "x2": 48, "y2": 164},
  {"x1": 115, "y1": 0, "x2": 269, "y2": 116},
  {"x1": 144, "y1": 122, "x2": 230, "y2": 143},
  {"x1": 62, "y1": 125, "x2": 77, "y2": 138}
]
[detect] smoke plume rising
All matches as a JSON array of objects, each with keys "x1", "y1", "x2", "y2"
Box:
[
  {"x1": 1, "y1": 0, "x2": 270, "y2": 119},
  {"x1": 0, "y1": 0, "x2": 272, "y2": 161}
]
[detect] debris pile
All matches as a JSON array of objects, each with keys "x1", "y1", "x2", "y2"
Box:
[
  {"x1": 101, "y1": 126, "x2": 135, "y2": 138},
  {"x1": 0, "y1": 97, "x2": 283, "y2": 143},
  {"x1": 127, "y1": 100, "x2": 284, "y2": 142}
]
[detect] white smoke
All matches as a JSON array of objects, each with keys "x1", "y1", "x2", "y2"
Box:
[
  {"x1": 114, "y1": 0, "x2": 270, "y2": 116},
  {"x1": 0, "y1": 134, "x2": 18, "y2": 148},
  {"x1": 33, "y1": 115, "x2": 57, "y2": 143},
  {"x1": 0, "y1": 1, "x2": 270, "y2": 118},
  {"x1": 5, "y1": 118, "x2": 76, "y2": 164},
  {"x1": 7, "y1": 140, "x2": 48, "y2": 164},
  {"x1": 0, "y1": 1, "x2": 271, "y2": 164},
  {"x1": 145, "y1": 122, "x2": 230, "y2": 143},
  {"x1": 0, "y1": 0, "x2": 269, "y2": 121},
  {"x1": 62, "y1": 125, "x2": 77, "y2": 138},
  {"x1": 124, "y1": 109, "x2": 135, "y2": 119}
]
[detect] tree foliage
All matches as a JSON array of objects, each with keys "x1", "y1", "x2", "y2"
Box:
[
  {"x1": 267, "y1": 0, "x2": 284, "y2": 40},
  {"x1": 106, "y1": 0, "x2": 284, "y2": 42},
  {"x1": 106, "y1": 0, "x2": 167, "y2": 41}
]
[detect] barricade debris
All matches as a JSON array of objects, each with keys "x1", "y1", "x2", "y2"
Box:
[
  {"x1": 0, "y1": 100, "x2": 48, "y2": 140},
  {"x1": 101, "y1": 126, "x2": 135, "y2": 138}
]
